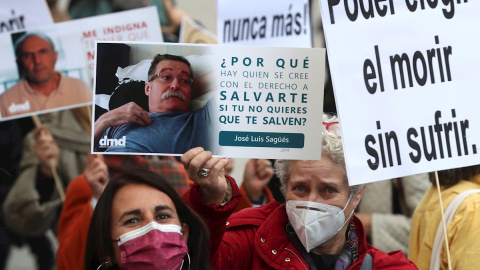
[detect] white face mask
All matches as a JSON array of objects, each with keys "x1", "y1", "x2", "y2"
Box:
[{"x1": 286, "y1": 193, "x2": 354, "y2": 252}]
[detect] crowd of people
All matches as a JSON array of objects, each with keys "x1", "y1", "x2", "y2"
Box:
[{"x1": 0, "y1": 1, "x2": 479, "y2": 270}]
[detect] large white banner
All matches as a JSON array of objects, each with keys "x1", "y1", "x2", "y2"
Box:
[
  {"x1": 0, "y1": 7, "x2": 162, "y2": 121},
  {"x1": 319, "y1": 0, "x2": 480, "y2": 185},
  {"x1": 0, "y1": 0, "x2": 53, "y2": 33},
  {"x1": 92, "y1": 42, "x2": 325, "y2": 159},
  {"x1": 217, "y1": 0, "x2": 312, "y2": 47}
]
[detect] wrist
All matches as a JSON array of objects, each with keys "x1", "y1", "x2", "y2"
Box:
[
  {"x1": 200, "y1": 178, "x2": 232, "y2": 205},
  {"x1": 244, "y1": 182, "x2": 263, "y2": 201},
  {"x1": 199, "y1": 188, "x2": 226, "y2": 205}
]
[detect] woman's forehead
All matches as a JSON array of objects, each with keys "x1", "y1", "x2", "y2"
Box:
[
  {"x1": 112, "y1": 183, "x2": 176, "y2": 213},
  {"x1": 288, "y1": 159, "x2": 346, "y2": 186}
]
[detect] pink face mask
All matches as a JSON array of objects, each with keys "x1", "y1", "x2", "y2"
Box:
[{"x1": 116, "y1": 222, "x2": 188, "y2": 270}]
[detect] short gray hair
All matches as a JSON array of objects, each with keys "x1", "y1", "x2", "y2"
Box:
[
  {"x1": 275, "y1": 113, "x2": 364, "y2": 196},
  {"x1": 14, "y1": 32, "x2": 56, "y2": 61}
]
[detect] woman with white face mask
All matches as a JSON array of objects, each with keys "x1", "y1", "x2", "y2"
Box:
[
  {"x1": 84, "y1": 168, "x2": 211, "y2": 270},
  {"x1": 181, "y1": 113, "x2": 418, "y2": 270}
]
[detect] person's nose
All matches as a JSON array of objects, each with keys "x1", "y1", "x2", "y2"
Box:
[
  {"x1": 307, "y1": 192, "x2": 323, "y2": 204},
  {"x1": 170, "y1": 77, "x2": 180, "y2": 91},
  {"x1": 32, "y1": 53, "x2": 39, "y2": 64},
  {"x1": 32, "y1": 51, "x2": 44, "y2": 65}
]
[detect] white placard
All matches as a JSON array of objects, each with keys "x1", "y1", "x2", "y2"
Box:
[
  {"x1": 0, "y1": 0, "x2": 53, "y2": 33},
  {"x1": 0, "y1": 7, "x2": 163, "y2": 121},
  {"x1": 319, "y1": 0, "x2": 480, "y2": 185},
  {"x1": 92, "y1": 42, "x2": 325, "y2": 159},
  {"x1": 217, "y1": 0, "x2": 312, "y2": 47}
]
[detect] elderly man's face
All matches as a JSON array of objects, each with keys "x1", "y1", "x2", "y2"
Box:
[
  {"x1": 285, "y1": 156, "x2": 361, "y2": 219},
  {"x1": 145, "y1": 60, "x2": 192, "y2": 113},
  {"x1": 19, "y1": 35, "x2": 58, "y2": 85}
]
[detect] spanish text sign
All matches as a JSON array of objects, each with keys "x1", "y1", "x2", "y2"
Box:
[
  {"x1": 0, "y1": 7, "x2": 162, "y2": 121},
  {"x1": 217, "y1": 0, "x2": 312, "y2": 47},
  {"x1": 92, "y1": 42, "x2": 325, "y2": 159},
  {"x1": 319, "y1": 0, "x2": 480, "y2": 185},
  {"x1": 0, "y1": 0, "x2": 53, "y2": 33}
]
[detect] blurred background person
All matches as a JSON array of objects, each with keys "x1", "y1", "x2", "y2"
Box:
[
  {"x1": 355, "y1": 174, "x2": 430, "y2": 255},
  {"x1": 2, "y1": 107, "x2": 91, "y2": 270},
  {"x1": 228, "y1": 158, "x2": 276, "y2": 213},
  {"x1": 409, "y1": 165, "x2": 480, "y2": 270},
  {"x1": 47, "y1": 0, "x2": 71, "y2": 22},
  {"x1": 0, "y1": 118, "x2": 35, "y2": 270}
]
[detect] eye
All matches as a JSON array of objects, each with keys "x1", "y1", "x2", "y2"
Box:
[
  {"x1": 22, "y1": 53, "x2": 34, "y2": 59},
  {"x1": 160, "y1": 74, "x2": 173, "y2": 81},
  {"x1": 293, "y1": 185, "x2": 306, "y2": 192},
  {"x1": 326, "y1": 187, "x2": 337, "y2": 194},
  {"x1": 123, "y1": 217, "x2": 140, "y2": 225},
  {"x1": 155, "y1": 212, "x2": 171, "y2": 221}
]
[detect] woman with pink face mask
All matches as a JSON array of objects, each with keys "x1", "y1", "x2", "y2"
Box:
[{"x1": 84, "y1": 169, "x2": 210, "y2": 270}]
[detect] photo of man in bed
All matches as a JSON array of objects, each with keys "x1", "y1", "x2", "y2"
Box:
[{"x1": 93, "y1": 53, "x2": 215, "y2": 154}]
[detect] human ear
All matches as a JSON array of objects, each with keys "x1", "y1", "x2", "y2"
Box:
[
  {"x1": 144, "y1": 82, "x2": 150, "y2": 96},
  {"x1": 181, "y1": 223, "x2": 189, "y2": 243},
  {"x1": 352, "y1": 185, "x2": 366, "y2": 208}
]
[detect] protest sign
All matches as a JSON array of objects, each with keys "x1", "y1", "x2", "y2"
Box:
[
  {"x1": 0, "y1": 0, "x2": 53, "y2": 33},
  {"x1": 217, "y1": 0, "x2": 312, "y2": 47},
  {"x1": 0, "y1": 7, "x2": 163, "y2": 121},
  {"x1": 318, "y1": 0, "x2": 480, "y2": 185},
  {"x1": 179, "y1": 16, "x2": 218, "y2": 44},
  {"x1": 92, "y1": 42, "x2": 325, "y2": 159}
]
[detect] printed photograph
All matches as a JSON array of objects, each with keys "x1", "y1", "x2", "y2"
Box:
[
  {"x1": 93, "y1": 42, "x2": 218, "y2": 155},
  {"x1": 0, "y1": 30, "x2": 92, "y2": 120}
]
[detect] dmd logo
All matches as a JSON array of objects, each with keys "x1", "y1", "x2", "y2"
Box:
[
  {"x1": 9, "y1": 100, "x2": 30, "y2": 114},
  {"x1": 99, "y1": 136, "x2": 126, "y2": 148}
]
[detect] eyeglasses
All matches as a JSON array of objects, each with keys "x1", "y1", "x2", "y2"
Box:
[
  {"x1": 149, "y1": 71, "x2": 193, "y2": 87},
  {"x1": 21, "y1": 48, "x2": 53, "y2": 62}
]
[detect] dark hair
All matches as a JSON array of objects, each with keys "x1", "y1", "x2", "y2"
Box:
[
  {"x1": 429, "y1": 165, "x2": 480, "y2": 188},
  {"x1": 147, "y1": 54, "x2": 193, "y2": 81},
  {"x1": 14, "y1": 32, "x2": 56, "y2": 61},
  {"x1": 84, "y1": 168, "x2": 210, "y2": 270}
]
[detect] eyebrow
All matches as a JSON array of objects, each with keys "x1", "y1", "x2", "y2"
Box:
[
  {"x1": 290, "y1": 178, "x2": 343, "y2": 189},
  {"x1": 119, "y1": 209, "x2": 141, "y2": 221},
  {"x1": 118, "y1": 205, "x2": 175, "y2": 221},
  {"x1": 159, "y1": 68, "x2": 192, "y2": 77},
  {"x1": 155, "y1": 205, "x2": 174, "y2": 212}
]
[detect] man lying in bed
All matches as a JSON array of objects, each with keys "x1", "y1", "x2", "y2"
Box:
[{"x1": 93, "y1": 54, "x2": 215, "y2": 154}]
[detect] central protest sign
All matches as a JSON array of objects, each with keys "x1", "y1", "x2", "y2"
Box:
[
  {"x1": 217, "y1": 0, "x2": 312, "y2": 47},
  {"x1": 92, "y1": 42, "x2": 325, "y2": 159},
  {"x1": 318, "y1": 0, "x2": 480, "y2": 185},
  {"x1": 0, "y1": 7, "x2": 162, "y2": 121}
]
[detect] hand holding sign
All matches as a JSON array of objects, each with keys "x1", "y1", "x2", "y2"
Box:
[
  {"x1": 181, "y1": 147, "x2": 230, "y2": 205},
  {"x1": 33, "y1": 125, "x2": 59, "y2": 178}
]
